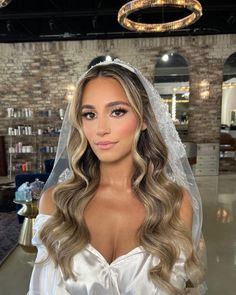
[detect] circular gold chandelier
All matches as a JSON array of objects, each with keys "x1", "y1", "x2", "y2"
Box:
[{"x1": 118, "y1": 0, "x2": 203, "y2": 32}]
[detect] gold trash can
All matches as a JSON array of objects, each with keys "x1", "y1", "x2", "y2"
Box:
[{"x1": 14, "y1": 199, "x2": 38, "y2": 253}]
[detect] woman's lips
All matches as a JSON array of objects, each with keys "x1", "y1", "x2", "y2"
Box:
[{"x1": 96, "y1": 141, "x2": 117, "y2": 150}]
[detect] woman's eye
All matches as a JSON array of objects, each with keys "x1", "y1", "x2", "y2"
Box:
[
  {"x1": 111, "y1": 108, "x2": 128, "y2": 117},
  {"x1": 81, "y1": 112, "x2": 96, "y2": 120},
  {"x1": 81, "y1": 108, "x2": 127, "y2": 120}
]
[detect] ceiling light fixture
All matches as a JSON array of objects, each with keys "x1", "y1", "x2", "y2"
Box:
[
  {"x1": 0, "y1": 0, "x2": 12, "y2": 8},
  {"x1": 106, "y1": 56, "x2": 112, "y2": 61},
  {"x1": 162, "y1": 54, "x2": 169, "y2": 62},
  {"x1": 118, "y1": 0, "x2": 203, "y2": 32}
]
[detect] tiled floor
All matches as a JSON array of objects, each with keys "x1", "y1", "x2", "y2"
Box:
[
  {"x1": 197, "y1": 174, "x2": 236, "y2": 295},
  {"x1": 0, "y1": 247, "x2": 35, "y2": 295},
  {"x1": 0, "y1": 173, "x2": 236, "y2": 294}
]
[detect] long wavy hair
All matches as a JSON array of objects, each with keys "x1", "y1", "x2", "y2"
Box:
[{"x1": 40, "y1": 64, "x2": 204, "y2": 294}]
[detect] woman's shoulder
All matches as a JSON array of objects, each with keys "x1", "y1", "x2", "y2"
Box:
[
  {"x1": 39, "y1": 186, "x2": 57, "y2": 215},
  {"x1": 179, "y1": 188, "x2": 193, "y2": 231}
]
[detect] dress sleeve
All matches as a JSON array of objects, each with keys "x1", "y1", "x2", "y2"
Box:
[
  {"x1": 27, "y1": 214, "x2": 70, "y2": 295},
  {"x1": 169, "y1": 250, "x2": 188, "y2": 290},
  {"x1": 170, "y1": 251, "x2": 207, "y2": 295}
]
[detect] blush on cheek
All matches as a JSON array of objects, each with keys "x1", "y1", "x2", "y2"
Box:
[{"x1": 117, "y1": 117, "x2": 139, "y2": 136}]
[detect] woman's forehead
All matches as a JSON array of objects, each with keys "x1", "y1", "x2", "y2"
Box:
[{"x1": 81, "y1": 77, "x2": 129, "y2": 105}]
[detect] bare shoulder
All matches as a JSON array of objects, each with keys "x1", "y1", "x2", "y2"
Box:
[
  {"x1": 179, "y1": 188, "x2": 193, "y2": 231},
  {"x1": 39, "y1": 186, "x2": 56, "y2": 215}
]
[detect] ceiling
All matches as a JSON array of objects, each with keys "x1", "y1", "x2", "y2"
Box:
[{"x1": 0, "y1": 0, "x2": 236, "y2": 43}]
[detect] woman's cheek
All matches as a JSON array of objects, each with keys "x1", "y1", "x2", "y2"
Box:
[
  {"x1": 116, "y1": 117, "x2": 138, "y2": 136},
  {"x1": 82, "y1": 124, "x2": 93, "y2": 141}
]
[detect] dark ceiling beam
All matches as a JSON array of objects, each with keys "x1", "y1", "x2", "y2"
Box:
[
  {"x1": 47, "y1": 0, "x2": 74, "y2": 33},
  {"x1": 17, "y1": 20, "x2": 35, "y2": 36},
  {"x1": 0, "y1": 5, "x2": 235, "y2": 20},
  {"x1": 0, "y1": 10, "x2": 115, "y2": 20},
  {"x1": 204, "y1": 4, "x2": 236, "y2": 10},
  {"x1": 48, "y1": 0, "x2": 62, "y2": 10}
]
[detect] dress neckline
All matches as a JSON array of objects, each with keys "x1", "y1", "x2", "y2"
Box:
[
  {"x1": 86, "y1": 243, "x2": 145, "y2": 266},
  {"x1": 36, "y1": 214, "x2": 146, "y2": 266}
]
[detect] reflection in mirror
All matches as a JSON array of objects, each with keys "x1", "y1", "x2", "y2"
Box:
[
  {"x1": 154, "y1": 52, "x2": 189, "y2": 141},
  {"x1": 222, "y1": 52, "x2": 236, "y2": 130},
  {"x1": 220, "y1": 52, "x2": 236, "y2": 161},
  {"x1": 216, "y1": 205, "x2": 234, "y2": 224}
]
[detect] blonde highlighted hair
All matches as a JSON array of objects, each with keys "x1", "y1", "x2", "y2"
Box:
[{"x1": 40, "y1": 64, "x2": 204, "y2": 294}]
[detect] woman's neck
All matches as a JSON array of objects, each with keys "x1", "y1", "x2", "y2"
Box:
[{"x1": 99, "y1": 157, "x2": 133, "y2": 191}]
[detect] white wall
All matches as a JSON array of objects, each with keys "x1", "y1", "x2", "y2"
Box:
[{"x1": 222, "y1": 78, "x2": 236, "y2": 125}]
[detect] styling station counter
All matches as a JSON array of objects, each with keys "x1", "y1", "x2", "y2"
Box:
[{"x1": 183, "y1": 142, "x2": 219, "y2": 176}]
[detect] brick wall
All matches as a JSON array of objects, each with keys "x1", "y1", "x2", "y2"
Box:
[{"x1": 0, "y1": 34, "x2": 235, "y2": 172}]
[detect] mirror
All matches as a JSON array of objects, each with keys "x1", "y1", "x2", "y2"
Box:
[
  {"x1": 220, "y1": 52, "x2": 236, "y2": 162},
  {"x1": 154, "y1": 52, "x2": 189, "y2": 141},
  {"x1": 222, "y1": 52, "x2": 236, "y2": 130}
]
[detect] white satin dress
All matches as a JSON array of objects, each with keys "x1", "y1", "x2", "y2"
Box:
[{"x1": 28, "y1": 214, "x2": 188, "y2": 295}]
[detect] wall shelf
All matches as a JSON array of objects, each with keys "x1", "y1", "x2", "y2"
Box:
[{"x1": 5, "y1": 107, "x2": 63, "y2": 178}]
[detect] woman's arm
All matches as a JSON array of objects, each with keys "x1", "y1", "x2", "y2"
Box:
[
  {"x1": 179, "y1": 188, "x2": 193, "y2": 231},
  {"x1": 39, "y1": 187, "x2": 56, "y2": 215},
  {"x1": 27, "y1": 214, "x2": 69, "y2": 295},
  {"x1": 28, "y1": 254, "x2": 69, "y2": 295}
]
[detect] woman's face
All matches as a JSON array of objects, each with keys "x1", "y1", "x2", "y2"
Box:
[{"x1": 81, "y1": 76, "x2": 146, "y2": 164}]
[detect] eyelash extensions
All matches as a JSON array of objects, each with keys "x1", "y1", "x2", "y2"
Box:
[{"x1": 81, "y1": 107, "x2": 128, "y2": 120}]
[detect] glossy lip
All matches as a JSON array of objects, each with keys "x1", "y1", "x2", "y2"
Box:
[
  {"x1": 96, "y1": 141, "x2": 116, "y2": 145},
  {"x1": 95, "y1": 141, "x2": 118, "y2": 150}
]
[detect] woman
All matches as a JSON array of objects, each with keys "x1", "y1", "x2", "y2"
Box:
[{"x1": 28, "y1": 60, "x2": 206, "y2": 294}]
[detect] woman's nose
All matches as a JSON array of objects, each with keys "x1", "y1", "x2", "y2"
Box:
[{"x1": 96, "y1": 117, "x2": 111, "y2": 136}]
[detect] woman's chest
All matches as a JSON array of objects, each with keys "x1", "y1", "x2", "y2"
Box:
[
  {"x1": 84, "y1": 192, "x2": 145, "y2": 235},
  {"x1": 83, "y1": 192, "x2": 146, "y2": 263}
]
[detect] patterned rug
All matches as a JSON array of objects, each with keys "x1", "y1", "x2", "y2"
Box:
[{"x1": 0, "y1": 211, "x2": 21, "y2": 265}]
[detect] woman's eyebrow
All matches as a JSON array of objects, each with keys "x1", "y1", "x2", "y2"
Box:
[{"x1": 81, "y1": 101, "x2": 131, "y2": 110}]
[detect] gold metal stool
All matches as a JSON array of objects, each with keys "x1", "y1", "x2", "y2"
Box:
[{"x1": 14, "y1": 199, "x2": 38, "y2": 253}]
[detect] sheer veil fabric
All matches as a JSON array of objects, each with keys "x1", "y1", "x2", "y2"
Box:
[{"x1": 42, "y1": 59, "x2": 207, "y2": 293}]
